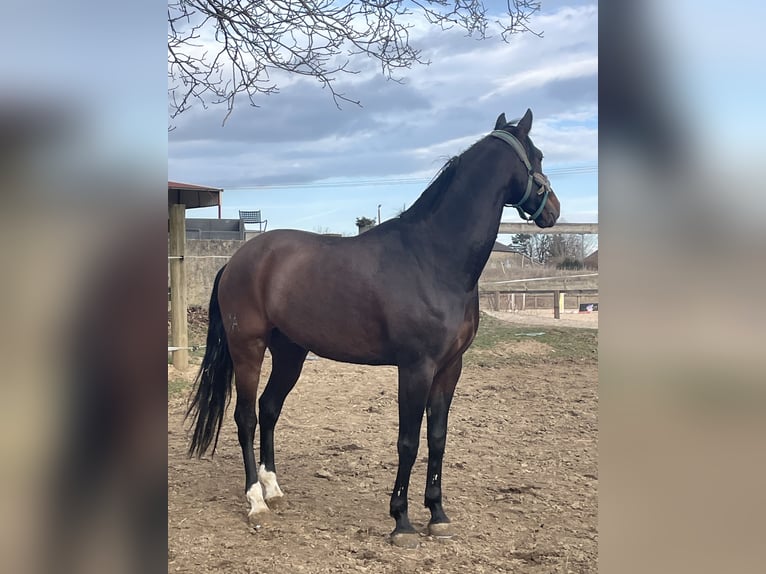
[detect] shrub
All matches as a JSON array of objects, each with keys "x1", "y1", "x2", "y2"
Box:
[
  {"x1": 355, "y1": 216, "x2": 376, "y2": 228},
  {"x1": 556, "y1": 257, "x2": 584, "y2": 270}
]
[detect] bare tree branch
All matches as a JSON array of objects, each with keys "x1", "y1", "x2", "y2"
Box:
[{"x1": 168, "y1": 1, "x2": 542, "y2": 125}]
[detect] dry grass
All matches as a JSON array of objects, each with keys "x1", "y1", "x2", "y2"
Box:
[{"x1": 479, "y1": 265, "x2": 598, "y2": 292}]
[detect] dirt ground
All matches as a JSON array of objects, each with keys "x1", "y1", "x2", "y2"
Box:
[
  {"x1": 168, "y1": 314, "x2": 597, "y2": 573},
  {"x1": 483, "y1": 309, "x2": 598, "y2": 330}
]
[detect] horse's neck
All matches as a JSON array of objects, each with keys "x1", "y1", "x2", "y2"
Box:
[{"x1": 409, "y1": 143, "x2": 508, "y2": 289}]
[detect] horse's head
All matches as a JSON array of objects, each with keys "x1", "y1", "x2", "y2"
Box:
[{"x1": 492, "y1": 109, "x2": 560, "y2": 228}]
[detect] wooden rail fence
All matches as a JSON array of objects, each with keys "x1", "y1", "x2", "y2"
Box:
[{"x1": 479, "y1": 288, "x2": 599, "y2": 319}]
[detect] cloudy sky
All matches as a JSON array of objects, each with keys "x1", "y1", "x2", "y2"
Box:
[{"x1": 169, "y1": 1, "x2": 597, "y2": 237}]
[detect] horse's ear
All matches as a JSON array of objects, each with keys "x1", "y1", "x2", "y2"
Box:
[
  {"x1": 517, "y1": 108, "x2": 533, "y2": 138},
  {"x1": 494, "y1": 113, "x2": 507, "y2": 130}
]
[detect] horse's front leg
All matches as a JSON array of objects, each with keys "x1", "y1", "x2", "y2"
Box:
[
  {"x1": 424, "y1": 355, "x2": 462, "y2": 538},
  {"x1": 389, "y1": 360, "x2": 435, "y2": 548}
]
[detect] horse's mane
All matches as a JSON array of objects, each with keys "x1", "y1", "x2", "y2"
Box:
[{"x1": 398, "y1": 156, "x2": 461, "y2": 223}]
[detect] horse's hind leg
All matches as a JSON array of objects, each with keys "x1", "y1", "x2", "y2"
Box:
[
  {"x1": 424, "y1": 355, "x2": 462, "y2": 538},
  {"x1": 258, "y1": 329, "x2": 308, "y2": 505},
  {"x1": 230, "y1": 336, "x2": 269, "y2": 524}
]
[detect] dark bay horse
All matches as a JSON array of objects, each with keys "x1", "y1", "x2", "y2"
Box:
[{"x1": 187, "y1": 109, "x2": 560, "y2": 546}]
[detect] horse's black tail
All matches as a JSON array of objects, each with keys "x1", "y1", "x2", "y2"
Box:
[{"x1": 186, "y1": 265, "x2": 234, "y2": 458}]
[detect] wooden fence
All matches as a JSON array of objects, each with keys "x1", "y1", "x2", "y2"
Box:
[{"x1": 479, "y1": 288, "x2": 599, "y2": 319}]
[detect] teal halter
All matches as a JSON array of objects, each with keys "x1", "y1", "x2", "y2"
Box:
[{"x1": 489, "y1": 130, "x2": 552, "y2": 221}]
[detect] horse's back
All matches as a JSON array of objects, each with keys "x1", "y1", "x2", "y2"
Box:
[
  {"x1": 218, "y1": 230, "x2": 389, "y2": 358},
  {"x1": 218, "y1": 227, "x2": 478, "y2": 366}
]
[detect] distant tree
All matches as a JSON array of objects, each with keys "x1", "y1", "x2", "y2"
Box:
[
  {"x1": 511, "y1": 232, "x2": 596, "y2": 266},
  {"x1": 355, "y1": 216, "x2": 376, "y2": 234},
  {"x1": 549, "y1": 233, "x2": 597, "y2": 266},
  {"x1": 168, "y1": 1, "x2": 542, "y2": 121},
  {"x1": 550, "y1": 233, "x2": 569, "y2": 260},
  {"x1": 355, "y1": 216, "x2": 376, "y2": 228},
  {"x1": 533, "y1": 234, "x2": 554, "y2": 264},
  {"x1": 510, "y1": 233, "x2": 533, "y2": 256},
  {"x1": 511, "y1": 233, "x2": 554, "y2": 263}
]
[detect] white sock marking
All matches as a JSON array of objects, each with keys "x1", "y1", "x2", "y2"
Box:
[
  {"x1": 258, "y1": 464, "x2": 284, "y2": 500},
  {"x1": 246, "y1": 482, "x2": 269, "y2": 516}
]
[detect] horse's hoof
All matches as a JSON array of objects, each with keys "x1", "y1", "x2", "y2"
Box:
[
  {"x1": 247, "y1": 510, "x2": 271, "y2": 529},
  {"x1": 427, "y1": 522, "x2": 455, "y2": 539},
  {"x1": 390, "y1": 531, "x2": 420, "y2": 549}
]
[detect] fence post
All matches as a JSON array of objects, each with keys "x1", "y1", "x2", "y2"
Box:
[
  {"x1": 553, "y1": 289, "x2": 561, "y2": 319},
  {"x1": 169, "y1": 204, "x2": 189, "y2": 370}
]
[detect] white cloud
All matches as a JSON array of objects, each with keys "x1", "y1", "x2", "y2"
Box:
[
  {"x1": 533, "y1": 116, "x2": 598, "y2": 164},
  {"x1": 169, "y1": 3, "x2": 598, "y2": 190},
  {"x1": 480, "y1": 57, "x2": 598, "y2": 101}
]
